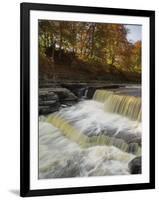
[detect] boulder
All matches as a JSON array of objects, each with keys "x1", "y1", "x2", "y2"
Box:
[
  {"x1": 39, "y1": 87, "x2": 78, "y2": 115},
  {"x1": 41, "y1": 87, "x2": 78, "y2": 102},
  {"x1": 39, "y1": 90, "x2": 60, "y2": 115},
  {"x1": 39, "y1": 90, "x2": 59, "y2": 101},
  {"x1": 128, "y1": 156, "x2": 141, "y2": 174},
  {"x1": 114, "y1": 131, "x2": 141, "y2": 146}
]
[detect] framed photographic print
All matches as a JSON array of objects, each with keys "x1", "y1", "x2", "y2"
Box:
[{"x1": 20, "y1": 2, "x2": 155, "y2": 197}]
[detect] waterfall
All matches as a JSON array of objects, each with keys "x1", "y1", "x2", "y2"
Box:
[
  {"x1": 78, "y1": 87, "x2": 89, "y2": 99},
  {"x1": 93, "y1": 89, "x2": 141, "y2": 121},
  {"x1": 104, "y1": 94, "x2": 141, "y2": 121},
  {"x1": 83, "y1": 88, "x2": 88, "y2": 99},
  {"x1": 46, "y1": 100, "x2": 141, "y2": 155},
  {"x1": 93, "y1": 90, "x2": 114, "y2": 102},
  {"x1": 39, "y1": 121, "x2": 135, "y2": 179},
  {"x1": 47, "y1": 115, "x2": 130, "y2": 152},
  {"x1": 39, "y1": 87, "x2": 141, "y2": 179}
]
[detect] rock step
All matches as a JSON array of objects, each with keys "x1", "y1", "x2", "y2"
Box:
[
  {"x1": 39, "y1": 87, "x2": 78, "y2": 115},
  {"x1": 39, "y1": 105, "x2": 59, "y2": 115}
]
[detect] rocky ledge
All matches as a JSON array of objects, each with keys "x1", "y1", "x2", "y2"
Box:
[{"x1": 39, "y1": 87, "x2": 78, "y2": 115}]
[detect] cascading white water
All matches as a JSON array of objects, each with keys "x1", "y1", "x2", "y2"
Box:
[
  {"x1": 39, "y1": 88, "x2": 141, "y2": 179},
  {"x1": 39, "y1": 121, "x2": 135, "y2": 178},
  {"x1": 93, "y1": 90, "x2": 141, "y2": 121}
]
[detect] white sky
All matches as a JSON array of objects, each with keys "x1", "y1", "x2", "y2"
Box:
[{"x1": 125, "y1": 25, "x2": 142, "y2": 43}]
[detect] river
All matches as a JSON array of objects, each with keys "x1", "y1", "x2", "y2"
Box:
[{"x1": 39, "y1": 86, "x2": 141, "y2": 179}]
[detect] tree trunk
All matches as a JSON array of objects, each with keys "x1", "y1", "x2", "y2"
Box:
[
  {"x1": 59, "y1": 23, "x2": 63, "y2": 60},
  {"x1": 90, "y1": 23, "x2": 95, "y2": 57}
]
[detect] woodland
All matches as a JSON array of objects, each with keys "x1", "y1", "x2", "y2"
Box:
[{"x1": 39, "y1": 20, "x2": 141, "y2": 82}]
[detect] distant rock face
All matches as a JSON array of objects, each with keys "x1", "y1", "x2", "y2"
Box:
[
  {"x1": 128, "y1": 156, "x2": 141, "y2": 174},
  {"x1": 39, "y1": 87, "x2": 78, "y2": 115}
]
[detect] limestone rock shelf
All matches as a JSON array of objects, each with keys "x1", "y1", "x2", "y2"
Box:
[{"x1": 39, "y1": 87, "x2": 78, "y2": 115}]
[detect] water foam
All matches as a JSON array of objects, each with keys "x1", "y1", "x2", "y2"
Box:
[
  {"x1": 39, "y1": 99, "x2": 141, "y2": 178},
  {"x1": 39, "y1": 121, "x2": 135, "y2": 179}
]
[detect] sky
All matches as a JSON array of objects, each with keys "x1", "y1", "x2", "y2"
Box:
[{"x1": 125, "y1": 25, "x2": 142, "y2": 43}]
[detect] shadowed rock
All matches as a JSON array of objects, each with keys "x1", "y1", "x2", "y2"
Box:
[
  {"x1": 128, "y1": 156, "x2": 141, "y2": 174},
  {"x1": 39, "y1": 87, "x2": 78, "y2": 115}
]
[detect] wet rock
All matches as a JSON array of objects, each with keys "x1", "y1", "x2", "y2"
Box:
[
  {"x1": 114, "y1": 131, "x2": 141, "y2": 146},
  {"x1": 39, "y1": 90, "x2": 58, "y2": 101},
  {"x1": 113, "y1": 87, "x2": 141, "y2": 97},
  {"x1": 61, "y1": 83, "x2": 122, "y2": 99},
  {"x1": 39, "y1": 90, "x2": 60, "y2": 114},
  {"x1": 128, "y1": 156, "x2": 141, "y2": 174},
  {"x1": 61, "y1": 83, "x2": 87, "y2": 97},
  {"x1": 89, "y1": 129, "x2": 141, "y2": 155},
  {"x1": 45, "y1": 87, "x2": 78, "y2": 102},
  {"x1": 39, "y1": 105, "x2": 59, "y2": 115},
  {"x1": 39, "y1": 87, "x2": 78, "y2": 115}
]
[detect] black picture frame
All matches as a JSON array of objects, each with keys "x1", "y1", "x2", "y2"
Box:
[{"x1": 20, "y1": 2, "x2": 155, "y2": 197}]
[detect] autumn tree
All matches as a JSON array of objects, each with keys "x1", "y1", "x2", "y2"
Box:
[
  {"x1": 39, "y1": 20, "x2": 142, "y2": 76},
  {"x1": 131, "y1": 41, "x2": 142, "y2": 73}
]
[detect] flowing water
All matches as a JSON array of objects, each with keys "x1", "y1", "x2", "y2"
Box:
[
  {"x1": 39, "y1": 89, "x2": 141, "y2": 179},
  {"x1": 93, "y1": 90, "x2": 141, "y2": 121}
]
